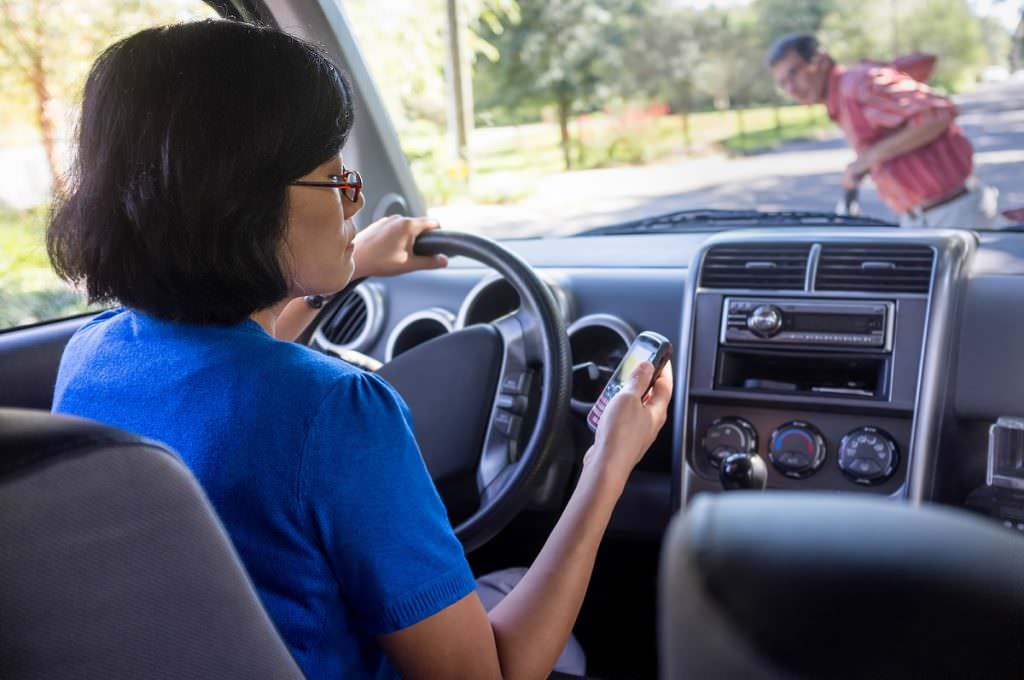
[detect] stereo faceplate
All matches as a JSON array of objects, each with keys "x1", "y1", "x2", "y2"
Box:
[{"x1": 721, "y1": 298, "x2": 894, "y2": 351}]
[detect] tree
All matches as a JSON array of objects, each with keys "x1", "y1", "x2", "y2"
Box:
[
  {"x1": 820, "y1": 0, "x2": 988, "y2": 91},
  {"x1": 0, "y1": 0, "x2": 215, "y2": 196},
  {"x1": 473, "y1": 0, "x2": 636, "y2": 170},
  {"x1": 617, "y1": 3, "x2": 703, "y2": 146},
  {"x1": 755, "y1": 0, "x2": 835, "y2": 48},
  {"x1": 694, "y1": 8, "x2": 765, "y2": 111}
]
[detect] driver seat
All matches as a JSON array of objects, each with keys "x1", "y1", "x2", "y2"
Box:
[
  {"x1": 0, "y1": 408, "x2": 303, "y2": 679},
  {"x1": 659, "y1": 493, "x2": 1024, "y2": 679}
]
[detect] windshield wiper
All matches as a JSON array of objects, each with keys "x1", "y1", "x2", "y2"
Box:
[{"x1": 575, "y1": 209, "x2": 896, "y2": 236}]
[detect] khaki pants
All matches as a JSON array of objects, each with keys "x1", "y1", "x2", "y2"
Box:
[{"x1": 900, "y1": 181, "x2": 999, "y2": 229}]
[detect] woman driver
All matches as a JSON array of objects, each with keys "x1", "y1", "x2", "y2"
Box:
[{"x1": 49, "y1": 20, "x2": 671, "y2": 680}]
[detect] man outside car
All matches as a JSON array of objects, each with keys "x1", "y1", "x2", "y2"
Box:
[{"x1": 767, "y1": 33, "x2": 998, "y2": 228}]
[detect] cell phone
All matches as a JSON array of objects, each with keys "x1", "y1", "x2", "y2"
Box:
[{"x1": 587, "y1": 331, "x2": 672, "y2": 432}]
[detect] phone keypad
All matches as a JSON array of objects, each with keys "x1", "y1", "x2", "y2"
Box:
[{"x1": 587, "y1": 383, "x2": 620, "y2": 430}]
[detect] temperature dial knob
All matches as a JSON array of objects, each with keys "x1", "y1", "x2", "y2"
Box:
[
  {"x1": 838, "y1": 427, "x2": 898, "y2": 485},
  {"x1": 702, "y1": 417, "x2": 758, "y2": 468},
  {"x1": 769, "y1": 421, "x2": 827, "y2": 478}
]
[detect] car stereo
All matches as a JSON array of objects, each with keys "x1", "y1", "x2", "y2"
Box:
[{"x1": 721, "y1": 298, "x2": 893, "y2": 350}]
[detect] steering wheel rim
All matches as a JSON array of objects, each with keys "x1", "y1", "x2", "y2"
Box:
[{"x1": 404, "y1": 230, "x2": 572, "y2": 552}]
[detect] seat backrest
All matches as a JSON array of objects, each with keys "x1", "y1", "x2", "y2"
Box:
[
  {"x1": 659, "y1": 492, "x2": 1024, "y2": 680},
  {"x1": 0, "y1": 408, "x2": 304, "y2": 680}
]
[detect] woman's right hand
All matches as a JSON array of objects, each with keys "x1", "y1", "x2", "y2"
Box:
[{"x1": 586, "y1": 360, "x2": 673, "y2": 485}]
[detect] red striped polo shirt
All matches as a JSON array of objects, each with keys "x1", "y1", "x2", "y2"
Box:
[{"x1": 826, "y1": 63, "x2": 973, "y2": 214}]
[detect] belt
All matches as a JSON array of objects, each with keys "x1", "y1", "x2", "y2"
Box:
[{"x1": 917, "y1": 185, "x2": 969, "y2": 213}]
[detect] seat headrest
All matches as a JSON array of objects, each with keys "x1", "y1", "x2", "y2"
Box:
[
  {"x1": 660, "y1": 493, "x2": 1024, "y2": 679},
  {"x1": 0, "y1": 408, "x2": 156, "y2": 479},
  {"x1": 0, "y1": 408, "x2": 304, "y2": 679}
]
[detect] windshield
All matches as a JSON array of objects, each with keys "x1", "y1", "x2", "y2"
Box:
[{"x1": 343, "y1": 0, "x2": 1024, "y2": 237}]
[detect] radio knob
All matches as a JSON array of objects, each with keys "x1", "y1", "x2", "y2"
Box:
[
  {"x1": 748, "y1": 305, "x2": 783, "y2": 337},
  {"x1": 838, "y1": 427, "x2": 898, "y2": 485}
]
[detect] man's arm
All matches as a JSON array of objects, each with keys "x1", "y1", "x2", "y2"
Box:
[
  {"x1": 843, "y1": 109, "x2": 956, "y2": 189},
  {"x1": 865, "y1": 108, "x2": 956, "y2": 165}
]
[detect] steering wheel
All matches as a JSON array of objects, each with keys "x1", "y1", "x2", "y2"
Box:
[{"x1": 371, "y1": 231, "x2": 572, "y2": 552}]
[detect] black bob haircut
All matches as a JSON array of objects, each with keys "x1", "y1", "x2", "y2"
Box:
[
  {"x1": 48, "y1": 20, "x2": 355, "y2": 325},
  {"x1": 766, "y1": 32, "x2": 820, "y2": 68}
]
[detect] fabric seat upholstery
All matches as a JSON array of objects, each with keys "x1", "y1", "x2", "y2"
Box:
[
  {"x1": 659, "y1": 492, "x2": 1024, "y2": 679},
  {"x1": 0, "y1": 408, "x2": 304, "y2": 679}
]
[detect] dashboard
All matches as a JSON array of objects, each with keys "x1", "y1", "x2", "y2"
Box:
[{"x1": 308, "y1": 227, "x2": 1024, "y2": 538}]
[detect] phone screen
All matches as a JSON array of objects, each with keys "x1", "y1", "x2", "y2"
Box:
[{"x1": 587, "y1": 333, "x2": 668, "y2": 432}]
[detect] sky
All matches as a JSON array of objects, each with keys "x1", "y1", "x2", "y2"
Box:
[{"x1": 677, "y1": 0, "x2": 1020, "y2": 31}]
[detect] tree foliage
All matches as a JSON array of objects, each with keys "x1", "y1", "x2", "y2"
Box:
[
  {"x1": 0, "y1": 0, "x2": 215, "y2": 190},
  {"x1": 473, "y1": 0, "x2": 640, "y2": 168}
]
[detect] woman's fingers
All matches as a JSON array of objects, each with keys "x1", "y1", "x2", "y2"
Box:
[
  {"x1": 621, "y1": 362, "x2": 654, "y2": 398},
  {"x1": 646, "y1": 361, "x2": 673, "y2": 410},
  {"x1": 404, "y1": 216, "x2": 441, "y2": 236},
  {"x1": 409, "y1": 253, "x2": 449, "y2": 269}
]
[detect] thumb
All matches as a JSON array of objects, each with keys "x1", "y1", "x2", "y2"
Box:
[
  {"x1": 409, "y1": 254, "x2": 448, "y2": 270},
  {"x1": 622, "y1": 361, "x2": 653, "y2": 397}
]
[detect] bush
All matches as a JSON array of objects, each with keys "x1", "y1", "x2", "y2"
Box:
[{"x1": 0, "y1": 205, "x2": 95, "y2": 331}]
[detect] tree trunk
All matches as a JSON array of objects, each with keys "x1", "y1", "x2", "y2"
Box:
[
  {"x1": 28, "y1": 51, "x2": 63, "y2": 196},
  {"x1": 557, "y1": 91, "x2": 571, "y2": 171},
  {"x1": 680, "y1": 85, "x2": 693, "y2": 152}
]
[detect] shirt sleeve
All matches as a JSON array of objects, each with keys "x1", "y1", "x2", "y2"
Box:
[
  {"x1": 299, "y1": 371, "x2": 476, "y2": 635},
  {"x1": 857, "y1": 67, "x2": 958, "y2": 130}
]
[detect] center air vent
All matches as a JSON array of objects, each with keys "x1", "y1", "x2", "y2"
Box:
[
  {"x1": 313, "y1": 284, "x2": 384, "y2": 353},
  {"x1": 815, "y1": 244, "x2": 934, "y2": 294},
  {"x1": 700, "y1": 244, "x2": 810, "y2": 290}
]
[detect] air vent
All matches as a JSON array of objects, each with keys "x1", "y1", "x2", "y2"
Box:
[
  {"x1": 700, "y1": 244, "x2": 811, "y2": 290},
  {"x1": 566, "y1": 314, "x2": 635, "y2": 412},
  {"x1": 313, "y1": 284, "x2": 384, "y2": 352},
  {"x1": 815, "y1": 244, "x2": 934, "y2": 294},
  {"x1": 321, "y1": 291, "x2": 366, "y2": 345}
]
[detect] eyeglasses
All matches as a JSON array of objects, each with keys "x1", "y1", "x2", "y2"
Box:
[
  {"x1": 775, "y1": 59, "x2": 809, "y2": 93},
  {"x1": 291, "y1": 169, "x2": 363, "y2": 203}
]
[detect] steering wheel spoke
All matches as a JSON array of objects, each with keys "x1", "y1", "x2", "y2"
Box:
[
  {"x1": 480, "y1": 461, "x2": 517, "y2": 507},
  {"x1": 476, "y1": 314, "x2": 531, "y2": 490},
  {"x1": 383, "y1": 230, "x2": 572, "y2": 552}
]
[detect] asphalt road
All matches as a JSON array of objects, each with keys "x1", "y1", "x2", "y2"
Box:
[{"x1": 431, "y1": 79, "x2": 1024, "y2": 238}]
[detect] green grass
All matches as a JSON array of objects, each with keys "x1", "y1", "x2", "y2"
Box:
[
  {"x1": 0, "y1": 206, "x2": 96, "y2": 331},
  {"x1": 721, "y1": 106, "x2": 833, "y2": 153},
  {"x1": 404, "y1": 103, "x2": 835, "y2": 206}
]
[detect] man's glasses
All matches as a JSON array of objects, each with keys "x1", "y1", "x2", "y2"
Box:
[
  {"x1": 775, "y1": 59, "x2": 808, "y2": 94},
  {"x1": 291, "y1": 169, "x2": 363, "y2": 203}
]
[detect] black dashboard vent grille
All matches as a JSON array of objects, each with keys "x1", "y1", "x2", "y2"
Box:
[
  {"x1": 700, "y1": 244, "x2": 811, "y2": 290},
  {"x1": 321, "y1": 290, "x2": 368, "y2": 346},
  {"x1": 815, "y1": 244, "x2": 934, "y2": 294}
]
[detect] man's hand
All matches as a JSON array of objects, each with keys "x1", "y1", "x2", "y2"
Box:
[
  {"x1": 353, "y1": 216, "x2": 448, "y2": 279},
  {"x1": 842, "y1": 154, "x2": 874, "y2": 191}
]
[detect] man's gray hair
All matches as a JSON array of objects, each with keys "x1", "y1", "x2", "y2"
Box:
[{"x1": 766, "y1": 33, "x2": 820, "y2": 68}]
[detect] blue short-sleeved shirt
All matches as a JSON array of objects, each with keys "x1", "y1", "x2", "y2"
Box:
[{"x1": 52, "y1": 308, "x2": 476, "y2": 679}]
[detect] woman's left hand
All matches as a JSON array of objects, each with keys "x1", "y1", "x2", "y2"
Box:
[{"x1": 352, "y1": 215, "x2": 449, "y2": 279}]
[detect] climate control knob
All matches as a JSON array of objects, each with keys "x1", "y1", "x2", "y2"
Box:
[
  {"x1": 769, "y1": 421, "x2": 827, "y2": 478},
  {"x1": 838, "y1": 427, "x2": 898, "y2": 485},
  {"x1": 702, "y1": 417, "x2": 758, "y2": 468}
]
